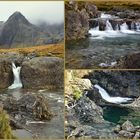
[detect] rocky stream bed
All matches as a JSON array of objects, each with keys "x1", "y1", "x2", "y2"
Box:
[{"x1": 65, "y1": 1, "x2": 140, "y2": 69}]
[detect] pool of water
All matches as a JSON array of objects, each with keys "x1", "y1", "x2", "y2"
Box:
[
  {"x1": 0, "y1": 88, "x2": 64, "y2": 139},
  {"x1": 103, "y1": 106, "x2": 140, "y2": 126},
  {"x1": 66, "y1": 34, "x2": 140, "y2": 69}
]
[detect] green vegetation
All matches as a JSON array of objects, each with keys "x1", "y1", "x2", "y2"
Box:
[
  {"x1": 0, "y1": 109, "x2": 14, "y2": 139},
  {"x1": 72, "y1": 87, "x2": 82, "y2": 100}
]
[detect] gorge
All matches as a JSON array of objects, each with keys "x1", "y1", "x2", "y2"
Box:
[{"x1": 65, "y1": 70, "x2": 140, "y2": 139}]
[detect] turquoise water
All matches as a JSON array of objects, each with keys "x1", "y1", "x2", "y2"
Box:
[{"x1": 103, "y1": 106, "x2": 140, "y2": 126}]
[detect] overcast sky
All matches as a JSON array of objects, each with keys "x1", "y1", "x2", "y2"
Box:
[{"x1": 0, "y1": 1, "x2": 64, "y2": 24}]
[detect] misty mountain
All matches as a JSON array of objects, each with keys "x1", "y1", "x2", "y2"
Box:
[
  {"x1": 0, "y1": 12, "x2": 63, "y2": 48},
  {"x1": 37, "y1": 22, "x2": 64, "y2": 42}
]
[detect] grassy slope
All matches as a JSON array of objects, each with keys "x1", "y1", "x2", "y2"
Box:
[
  {"x1": 0, "y1": 44, "x2": 64, "y2": 58},
  {"x1": 72, "y1": 0, "x2": 140, "y2": 11}
]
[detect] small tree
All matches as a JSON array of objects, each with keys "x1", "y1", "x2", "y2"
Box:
[{"x1": 0, "y1": 107, "x2": 14, "y2": 139}]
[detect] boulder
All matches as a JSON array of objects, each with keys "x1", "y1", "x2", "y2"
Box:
[
  {"x1": 74, "y1": 96, "x2": 104, "y2": 124},
  {"x1": 21, "y1": 57, "x2": 64, "y2": 89},
  {"x1": 4, "y1": 94, "x2": 53, "y2": 121},
  {"x1": 113, "y1": 52, "x2": 140, "y2": 69},
  {"x1": 122, "y1": 120, "x2": 135, "y2": 132},
  {"x1": 134, "y1": 132, "x2": 140, "y2": 139},
  {"x1": 85, "y1": 2, "x2": 99, "y2": 18},
  {"x1": 118, "y1": 130, "x2": 134, "y2": 138}
]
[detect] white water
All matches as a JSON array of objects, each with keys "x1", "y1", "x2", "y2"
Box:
[
  {"x1": 99, "y1": 61, "x2": 117, "y2": 68},
  {"x1": 89, "y1": 13, "x2": 140, "y2": 39},
  {"x1": 8, "y1": 62, "x2": 22, "y2": 89},
  {"x1": 94, "y1": 84, "x2": 132, "y2": 104}
]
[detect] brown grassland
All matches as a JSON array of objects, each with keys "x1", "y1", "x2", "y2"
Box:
[
  {"x1": 0, "y1": 44, "x2": 64, "y2": 58},
  {"x1": 70, "y1": 0, "x2": 140, "y2": 11}
]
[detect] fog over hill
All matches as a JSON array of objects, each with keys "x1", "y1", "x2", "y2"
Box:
[{"x1": 0, "y1": 11, "x2": 64, "y2": 48}]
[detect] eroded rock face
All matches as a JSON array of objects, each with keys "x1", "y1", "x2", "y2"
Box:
[
  {"x1": 21, "y1": 57, "x2": 64, "y2": 89},
  {"x1": 65, "y1": 2, "x2": 99, "y2": 40},
  {"x1": 85, "y1": 71, "x2": 140, "y2": 98}
]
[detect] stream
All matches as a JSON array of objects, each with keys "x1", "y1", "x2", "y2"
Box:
[
  {"x1": 0, "y1": 89, "x2": 64, "y2": 139},
  {"x1": 66, "y1": 13, "x2": 140, "y2": 69}
]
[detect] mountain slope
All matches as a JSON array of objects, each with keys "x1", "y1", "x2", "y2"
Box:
[{"x1": 0, "y1": 12, "x2": 52, "y2": 48}]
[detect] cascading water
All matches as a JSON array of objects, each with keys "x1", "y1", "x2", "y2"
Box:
[
  {"x1": 105, "y1": 20, "x2": 113, "y2": 31},
  {"x1": 94, "y1": 84, "x2": 132, "y2": 104},
  {"x1": 8, "y1": 62, "x2": 22, "y2": 89},
  {"x1": 89, "y1": 13, "x2": 140, "y2": 39}
]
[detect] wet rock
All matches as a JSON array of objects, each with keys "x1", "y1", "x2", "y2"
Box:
[
  {"x1": 21, "y1": 57, "x2": 64, "y2": 89},
  {"x1": 122, "y1": 120, "x2": 135, "y2": 132},
  {"x1": 114, "y1": 120, "x2": 140, "y2": 139},
  {"x1": 118, "y1": 130, "x2": 134, "y2": 138},
  {"x1": 99, "y1": 19, "x2": 106, "y2": 31},
  {"x1": 86, "y1": 71, "x2": 140, "y2": 98},
  {"x1": 114, "y1": 125, "x2": 121, "y2": 133},
  {"x1": 4, "y1": 94, "x2": 53, "y2": 123},
  {"x1": 113, "y1": 52, "x2": 140, "y2": 69},
  {"x1": 74, "y1": 96, "x2": 104, "y2": 124},
  {"x1": 85, "y1": 2, "x2": 99, "y2": 18},
  {"x1": 134, "y1": 132, "x2": 140, "y2": 139},
  {"x1": 107, "y1": 7, "x2": 140, "y2": 19}
]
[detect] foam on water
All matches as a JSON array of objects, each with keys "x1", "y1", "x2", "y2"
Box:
[{"x1": 89, "y1": 13, "x2": 140, "y2": 39}]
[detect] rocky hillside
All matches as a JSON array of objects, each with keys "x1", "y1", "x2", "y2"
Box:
[{"x1": 0, "y1": 12, "x2": 63, "y2": 48}]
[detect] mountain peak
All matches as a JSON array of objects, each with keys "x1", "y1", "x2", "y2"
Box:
[{"x1": 6, "y1": 11, "x2": 30, "y2": 25}]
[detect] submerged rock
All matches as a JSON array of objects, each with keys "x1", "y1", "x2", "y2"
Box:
[{"x1": 21, "y1": 57, "x2": 64, "y2": 89}]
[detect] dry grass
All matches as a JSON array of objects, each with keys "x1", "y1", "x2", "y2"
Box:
[
  {"x1": 0, "y1": 44, "x2": 64, "y2": 58},
  {"x1": 89, "y1": 0, "x2": 140, "y2": 10},
  {"x1": 68, "y1": 0, "x2": 140, "y2": 11}
]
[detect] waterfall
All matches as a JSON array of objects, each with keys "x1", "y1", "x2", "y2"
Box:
[
  {"x1": 94, "y1": 84, "x2": 132, "y2": 104},
  {"x1": 8, "y1": 62, "x2": 22, "y2": 89},
  {"x1": 105, "y1": 20, "x2": 113, "y2": 31},
  {"x1": 115, "y1": 24, "x2": 119, "y2": 31},
  {"x1": 120, "y1": 22, "x2": 128, "y2": 30},
  {"x1": 136, "y1": 22, "x2": 140, "y2": 31},
  {"x1": 89, "y1": 12, "x2": 140, "y2": 39}
]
